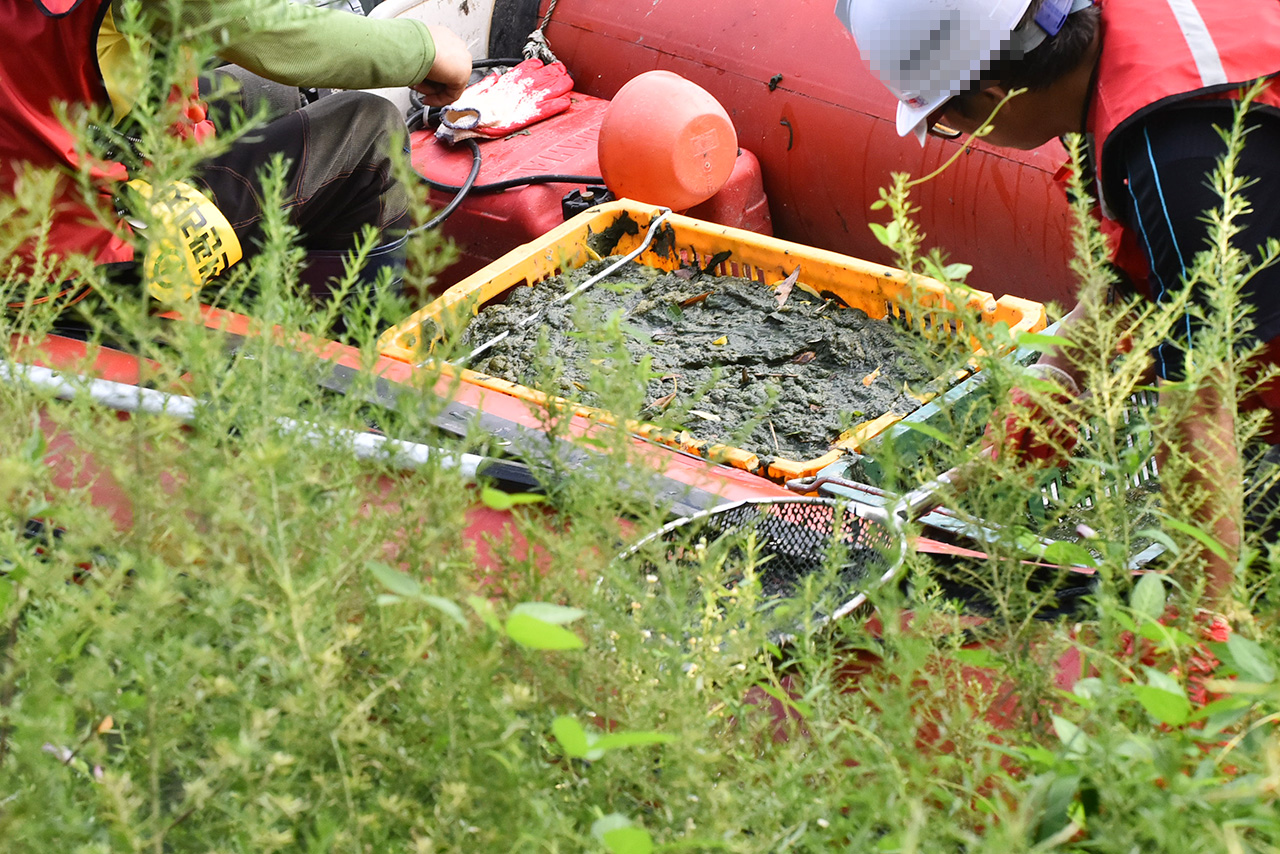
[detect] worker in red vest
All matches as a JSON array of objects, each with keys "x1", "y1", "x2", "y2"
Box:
[
  {"x1": 1, "y1": 0, "x2": 471, "y2": 308},
  {"x1": 837, "y1": 0, "x2": 1280, "y2": 598}
]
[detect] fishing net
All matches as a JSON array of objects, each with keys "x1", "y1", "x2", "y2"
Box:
[{"x1": 618, "y1": 497, "x2": 905, "y2": 626}]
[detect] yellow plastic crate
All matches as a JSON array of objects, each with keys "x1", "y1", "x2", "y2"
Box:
[{"x1": 378, "y1": 201, "x2": 1047, "y2": 482}]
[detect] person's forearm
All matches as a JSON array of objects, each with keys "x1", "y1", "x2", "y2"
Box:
[
  {"x1": 142, "y1": 0, "x2": 437, "y2": 90},
  {"x1": 1159, "y1": 378, "x2": 1241, "y2": 603},
  {"x1": 1034, "y1": 300, "x2": 1157, "y2": 390},
  {"x1": 1033, "y1": 301, "x2": 1086, "y2": 389}
]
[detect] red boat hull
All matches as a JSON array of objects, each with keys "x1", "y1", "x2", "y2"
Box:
[{"x1": 540, "y1": 0, "x2": 1079, "y2": 307}]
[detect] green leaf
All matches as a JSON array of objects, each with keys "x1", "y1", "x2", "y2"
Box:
[
  {"x1": 1132, "y1": 685, "x2": 1191, "y2": 726},
  {"x1": 755, "y1": 683, "x2": 813, "y2": 719},
  {"x1": 479, "y1": 486, "x2": 547, "y2": 511},
  {"x1": 591, "y1": 730, "x2": 677, "y2": 752},
  {"x1": 1013, "y1": 528, "x2": 1047, "y2": 553},
  {"x1": 0, "y1": 576, "x2": 13, "y2": 614},
  {"x1": 422, "y1": 595, "x2": 467, "y2": 627},
  {"x1": 1143, "y1": 666, "x2": 1184, "y2": 696},
  {"x1": 953, "y1": 648, "x2": 1000, "y2": 668},
  {"x1": 366, "y1": 560, "x2": 421, "y2": 598},
  {"x1": 20, "y1": 419, "x2": 48, "y2": 462},
  {"x1": 941, "y1": 262, "x2": 973, "y2": 281},
  {"x1": 1137, "y1": 621, "x2": 1194, "y2": 647},
  {"x1": 1197, "y1": 703, "x2": 1253, "y2": 740},
  {"x1": 1113, "y1": 736, "x2": 1158, "y2": 762},
  {"x1": 1225, "y1": 635, "x2": 1277, "y2": 683},
  {"x1": 551, "y1": 716, "x2": 591, "y2": 758},
  {"x1": 368, "y1": 562, "x2": 464, "y2": 625},
  {"x1": 1205, "y1": 773, "x2": 1267, "y2": 802},
  {"x1": 1129, "y1": 573, "x2": 1166, "y2": 620},
  {"x1": 592, "y1": 814, "x2": 634, "y2": 840},
  {"x1": 1036, "y1": 773, "x2": 1081, "y2": 843},
  {"x1": 1041, "y1": 541, "x2": 1098, "y2": 568},
  {"x1": 1015, "y1": 331, "x2": 1075, "y2": 354},
  {"x1": 1051, "y1": 715, "x2": 1090, "y2": 756},
  {"x1": 869, "y1": 199, "x2": 888, "y2": 211},
  {"x1": 868, "y1": 221, "x2": 901, "y2": 248},
  {"x1": 1186, "y1": 695, "x2": 1252, "y2": 724},
  {"x1": 510, "y1": 602, "x2": 587, "y2": 625},
  {"x1": 504, "y1": 613, "x2": 585, "y2": 650},
  {"x1": 117, "y1": 691, "x2": 147, "y2": 712},
  {"x1": 1071, "y1": 677, "x2": 1104, "y2": 702},
  {"x1": 1016, "y1": 745, "x2": 1059, "y2": 770},
  {"x1": 1132, "y1": 669, "x2": 1190, "y2": 726},
  {"x1": 466, "y1": 595, "x2": 502, "y2": 632},
  {"x1": 602, "y1": 827, "x2": 654, "y2": 854},
  {"x1": 1160, "y1": 515, "x2": 1230, "y2": 560},
  {"x1": 894, "y1": 420, "x2": 960, "y2": 450},
  {"x1": 1110, "y1": 609, "x2": 1137, "y2": 633}
]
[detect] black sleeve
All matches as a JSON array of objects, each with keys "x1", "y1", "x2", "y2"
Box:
[{"x1": 1112, "y1": 101, "x2": 1280, "y2": 380}]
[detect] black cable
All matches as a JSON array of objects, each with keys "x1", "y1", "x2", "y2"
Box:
[
  {"x1": 409, "y1": 138, "x2": 482, "y2": 235},
  {"x1": 405, "y1": 58, "x2": 605, "y2": 231},
  {"x1": 474, "y1": 57, "x2": 525, "y2": 69},
  {"x1": 422, "y1": 172, "x2": 605, "y2": 196},
  {"x1": 411, "y1": 154, "x2": 603, "y2": 230}
]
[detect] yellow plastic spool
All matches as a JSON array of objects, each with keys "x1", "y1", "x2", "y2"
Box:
[{"x1": 127, "y1": 179, "x2": 242, "y2": 303}]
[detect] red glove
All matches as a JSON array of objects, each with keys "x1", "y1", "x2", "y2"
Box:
[
  {"x1": 984, "y1": 363, "x2": 1081, "y2": 467},
  {"x1": 435, "y1": 59, "x2": 574, "y2": 144}
]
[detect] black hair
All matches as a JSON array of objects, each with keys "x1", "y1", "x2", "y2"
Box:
[
  {"x1": 944, "y1": 0, "x2": 1099, "y2": 122},
  {"x1": 990, "y1": 0, "x2": 1101, "y2": 91}
]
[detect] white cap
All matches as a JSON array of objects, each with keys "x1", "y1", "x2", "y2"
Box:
[{"x1": 835, "y1": 0, "x2": 1086, "y2": 142}]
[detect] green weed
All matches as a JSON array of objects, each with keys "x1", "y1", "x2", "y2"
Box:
[{"x1": 1, "y1": 8, "x2": 1278, "y2": 853}]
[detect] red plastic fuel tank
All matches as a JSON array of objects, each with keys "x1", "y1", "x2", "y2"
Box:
[
  {"x1": 410, "y1": 95, "x2": 611, "y2": 289},
  {"x1": 411, "y1": 88, "x2": 771, "y2": 291},
  {"x1": 686, "y1": 147, "x2": 773, "y2": 237},
  {"x1": 538, "y1": 0, "x2": 1079, "y2": 307}
]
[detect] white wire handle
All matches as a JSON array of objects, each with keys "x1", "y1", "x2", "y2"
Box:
[{"x1": 456, "y1": 208, "x2": 673, "y2": 366}]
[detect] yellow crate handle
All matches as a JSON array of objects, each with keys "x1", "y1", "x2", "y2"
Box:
[{"x1": 126, "y1": 179, "x2": 242, "y2": 303}]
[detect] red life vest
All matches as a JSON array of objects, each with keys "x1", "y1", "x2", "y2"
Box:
[
  {"x1": 1085, "y1": 0, "x2": 1280, "y2": 287},
  {"x1": 0, "y1": 0, "x2": 134, "y2": 271},
  {"x1": 0, "y1": 0, "x2": 216, "y2": 281},
  {"x1": 1082, "y1": 0, "x2": 1280, "y2": 435}
]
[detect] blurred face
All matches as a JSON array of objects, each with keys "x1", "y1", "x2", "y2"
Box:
[{"x1": 935, "y1": 87, "x2": 1067, "y2": 150}]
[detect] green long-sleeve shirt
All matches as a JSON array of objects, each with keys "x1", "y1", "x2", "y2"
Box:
[{"x1": 117, "y1": 0, "x2": 438, "y2": 90}]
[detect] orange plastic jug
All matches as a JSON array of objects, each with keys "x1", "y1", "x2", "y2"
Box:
[{"x1": 597, "y1": 70, "x2": 738, "y2": 211}]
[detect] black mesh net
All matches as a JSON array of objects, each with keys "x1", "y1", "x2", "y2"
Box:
[{"x1": 624, "y1": 497, "x2": 901, "y2": 602}]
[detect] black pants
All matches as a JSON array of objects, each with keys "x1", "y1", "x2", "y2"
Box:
[
  {"x1": 196, "y1": 67, "x2": 411, "y2": 256},
  {"x1": 41, "y1": 73, "x2": 411, "y2": 339}
]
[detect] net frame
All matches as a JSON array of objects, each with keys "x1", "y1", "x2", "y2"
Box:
[{"x1": 617, "y1": 496, "x2": 910, "y2": 631}]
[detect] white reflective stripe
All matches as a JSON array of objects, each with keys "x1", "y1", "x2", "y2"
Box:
[{"x1": 1163, "y1": 0, "x2": 1228, "y2": 86}]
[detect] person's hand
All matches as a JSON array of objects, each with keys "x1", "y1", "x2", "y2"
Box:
[
  {"x1": 983, "y1": 363, "x2": 1082, "y2": 468},
  {"x1": 412, "y1": 25, "x2": 473, "y2": 107},
  {"x1": 434, "y1": 59, "x2": 574, "y2": 144}
]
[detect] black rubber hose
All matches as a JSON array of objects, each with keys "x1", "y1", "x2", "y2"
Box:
[
  {"x1": 405, "y1": 58, "x2": 604, "y2": 230},
  {"x1": 474, "y1": 57, "x2": 526, "y2": 69},
  {"x1": 409, "y1": 138, "x2": 482, "y2": 234},
  {"x1": 423, "y1": 173, "x2": 605, "y2": 196}
]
